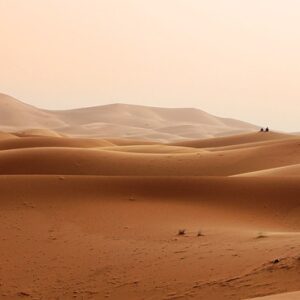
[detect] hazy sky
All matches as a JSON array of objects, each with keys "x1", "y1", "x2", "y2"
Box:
[{"x1": 1, "y1": 0, "x2": 300, "y2": 131}]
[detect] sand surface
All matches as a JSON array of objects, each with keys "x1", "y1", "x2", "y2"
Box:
[
  {"x1": 0, "y1": 93, "x2": 258, "y2": 141},
  {"x1": 246, "y1": 291, "x2": 300, "y2": 299},
  {"x1": 0, "y1": 130, "x2": 299, "y2": 299}
]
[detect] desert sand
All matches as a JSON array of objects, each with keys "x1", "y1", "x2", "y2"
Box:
[
  {"x1": 247, "y1": 291, "x2": 300, "y2": 300},
  {"x1": 0, "y1": 93, "x2": 258, "y2": 141},
  {"x1": 0, "y1": 127, "x2": 299, "y2": 300}
]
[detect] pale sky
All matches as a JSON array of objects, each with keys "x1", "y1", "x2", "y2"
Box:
[{"x1": 1, "y1": 0, "x2": 300, "y2": 131}]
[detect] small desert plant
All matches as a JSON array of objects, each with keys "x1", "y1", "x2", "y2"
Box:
[
  {"x1": 272, "y1": 258, "x2": 280, "y2": 264},
  {"x1": 197, "y1": 230, "x2": 204, "y2": 237},
  {"x1": 178, "y1": 229, "x2": 186, "y2": 236},
  {"x1": 256, "y1": 232, "x2": 267, "y2": 239},
  {"x1": 129, "y1": 194, "x2": 135, "y2": 201}
]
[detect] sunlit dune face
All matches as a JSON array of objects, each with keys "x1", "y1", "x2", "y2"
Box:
[{"x1": 1, "y1": 130, "x2": 300, "y2": 298}]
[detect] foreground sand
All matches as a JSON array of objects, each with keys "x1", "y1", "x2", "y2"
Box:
[
  {"x1": 0, "y1": 131, "x2": 299, "y2": 299},
  {"x1": 249, "y1": 292, "x2": 300, "y2": 299}
]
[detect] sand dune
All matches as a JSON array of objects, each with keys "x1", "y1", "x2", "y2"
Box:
[
  {"x1": 247, "y1": 291, "x2": 300, "y2": 299},
  {"x1": 0, "y1": 93, "x2": 66, "y2": 130},
  {"x1": 103, "y1": 144, "x2": 201, "y2": 154},
  {"x1": 104, "y1": 137, "x2": 158, "y2": 146},
  {"x1": 53, "y1": 103, "x2": 255, "y2": 130},
  {"x1": 15, "y1": 128, "x2": 66, "y2": 138},
  {"x1": 0, "y1": 136, "x2": 114, "y2": 151},
  {"x1": 0, "y1": 93, "x2": 258, "y2": 141},
  {"x1": 0, "y1": 135, "x2": 300, "y2": 176},
  {"x1": 0, "y1": 131, "x2": 18, "y2": 140},
  {"x1": 171, "y1": 131, "x2": 294, "y2": 148},
  {"x1": 0, "y1": 127, "x2": 299, "y2": 299},
  {"x1": 0, "y1": 175, "x2": 300, "y2": 299},
  {"x1": 235, "y1": 164, "x2": 300, "y2": 177}
]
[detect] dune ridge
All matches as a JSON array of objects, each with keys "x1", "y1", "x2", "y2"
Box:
[
  {"x1": 246, "y1": 291, "x2": 300, "y2": 299},
  {"x1": 234, "y1": 164, "x2": 300, "y2": 177},
  {"x1": 0, "y1": 128, "x2": 299, "y2": 299},
  {"x1": 0, "y1": 93, "x2": 258, "y2": 141},
  {"x1": 0, "y1": 133, "x2": 300, "y2": 176},
  {"x1": 171, "y1": 131, "x2": 294, "y2": 148}
]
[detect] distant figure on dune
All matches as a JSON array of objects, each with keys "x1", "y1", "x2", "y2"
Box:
[{"x1": 260, "y1": 127, "x2": 270, "y2": 132}]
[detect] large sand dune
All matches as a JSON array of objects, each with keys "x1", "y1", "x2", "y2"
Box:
[
  {"x1": 0, "y1": 93, "x2": 258, "y2": 141},
  {"x1": 0, "y1": 124, "x2": 299, "y2": 299},
  {"x1": 1, "y1": 175, "x2": 300, "y2": 299},
  {"x1": 171, "y1": 131, "x2": 294, "y2": 148},
  {"x1": 0, "y1": 93, "x2": 66, "y2": 130},
  {"x1": 0, "y1": 133, "x2": 300, "y2": 176}
]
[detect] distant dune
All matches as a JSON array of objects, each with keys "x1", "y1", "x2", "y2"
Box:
[
  {"x1": 0, "y1": 93, "x2": 66, "y2": 130},
  {"x1": 0, "y1": 98, "x2": 299, "y2": 299},
  {"x1": 0, "y1": 93, "x2": 258, "y2": 141},
  {"x1": 171, "y1": 131, "x2": 294, "y2": 148}
]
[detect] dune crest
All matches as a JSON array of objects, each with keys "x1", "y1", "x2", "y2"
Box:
[
  {"x1": 0, "y1": 115, "x2": 299, "y2": 299},
  {"x1": 171, "y1": 131, "x2": 294, "y2": 148},
  {"x1": 0, "y1": 93, "x2": 258, "y2": 141},
  {"x1": 246, "y1": 291, "x2": 300, "y2": 299}
]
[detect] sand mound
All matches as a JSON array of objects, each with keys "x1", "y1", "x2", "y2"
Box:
[
  {"x1": 53, "y1": 103, "x2": 256, "y2": 130},
  {"x1": 52, "y1": 103, "x2": 258, "y2": 141},
  {"x1": 104, "y1": 138, "x2": 158, "y2": 146},
  {"x1": 246, "y1": 291, "x2": 300, "y2": 299},
  {"x1": 0, "y1": 93, "x2": 66, "y2": 129},
  {"x1": 235, "y1": 164, "x2": 300, "y2": 177},
  {"x1": 0, "y1": 136, "x2": 300, "y2": 176},
  {"x1": 16, "y1": 128, "x2": 65, "y2": 138},
  {"x1": 103, "y1": 144, "x2": 201, "y2": 154},
  {"x1": 171, "y1": 132, "x2": 294, "y2": 148},
  {"x1": 0, "y1": 130, "x2": 299, "y2": 299},
  {"x1": 0, "y1": 131, "x2": 18, "y2": 140},
  {"x1": 0, "y1": 93, "x2": 258, "y2": 140},
  {"x1": 0, "y1": 136, "x2": 114, "y2": 151}
]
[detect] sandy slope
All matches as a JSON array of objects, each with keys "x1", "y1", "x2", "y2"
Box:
[
  {"x1": 235, "y1": 164, "x2": 300, "y2": 177},
  {"x1": 247, "y1": 291, "x2": 300, "y2": 299},
  {"x1": 15, "y1": 128, "x2": 66, "y2": 138},
  {"x1": 0, "y1": 131, "x2": 18, "y2": 140},
  {"x1": 0, "y1": 176, "x2": 300, "y2": 300},
  {"x1": 0, "y1": 93, "x2": 258, "y2": 141},
  {"x1": 171, "y1": 132, "x2": 294, "y2": 148},
  {"x1": 0, "y1": 93, "x2": 65, "y2": 130},
  {"x1": 1, "y1": 135, "x2": 300, "y2": 175},
  {"x1": 0, "y1": 136, "x2": 115, "y2": 151},
  {"x1": 103, "y1": 144, "x2": 200, "y2": 154},
  {"x1": 0, "y1": 131, "x2": 300, "y2": 299}
]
